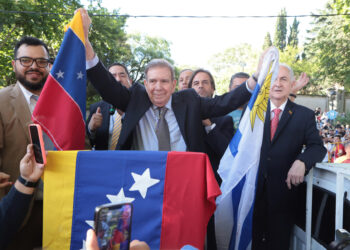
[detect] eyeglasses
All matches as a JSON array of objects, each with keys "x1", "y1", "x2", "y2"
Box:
[{"x1": 15, "y1": 57, "x2": 50, "y2": 68}]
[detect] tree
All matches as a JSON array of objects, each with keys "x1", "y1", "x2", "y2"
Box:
[
  {"x1": 273, "y1": 8, "x2": 287, "y2": 51},
  {"x1": 209, "y1": 43, "x2": 258, "y2": 94},
  {"x1": 0, "y1": 0, "x2": 82, "y2": 86},
  {"x1": 262, "y1": 32, "x2": 272, "y2": 50},
  {"x1": 287, "y1": 17, "x2": 299, "y2": 47},
  {"x1": 279, "y1": 45, "x2": 319, "y2": 95},
  {"x1": 305, "y1": 5, "x2": 350, "y2": 92},
  {"x1": 127, "y1": 33, "x2": 173, "y2": 83},
  {"x1": 0, "y1": 1, "x2": 133, "y2": 106}
]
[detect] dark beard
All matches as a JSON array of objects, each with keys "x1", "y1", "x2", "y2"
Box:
[{"x1": 16, "y1": 71, "x2": 47, "y2": 91}]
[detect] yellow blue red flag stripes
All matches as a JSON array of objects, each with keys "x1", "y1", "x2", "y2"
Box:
[
  {"x1": 43, "y1": 151, "x2": 221, "y2": 250},
  {"x1": 32, "y1": 11, "x2": 86, "y2": 150},
  {"x1": 215, "y1": 47, "x2": 279, "y2": 250}
]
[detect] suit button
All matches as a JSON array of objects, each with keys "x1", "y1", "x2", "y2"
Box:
[{"x1": 267, "y1": 157, "x2": 271, "y2": 161}]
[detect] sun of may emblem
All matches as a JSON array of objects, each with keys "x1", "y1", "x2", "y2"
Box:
[{"x1": 250, "y1": 64, "x2": 274, "y2": 130}]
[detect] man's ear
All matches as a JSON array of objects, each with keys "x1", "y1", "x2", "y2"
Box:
[{"x1": 11, "y1": 60, "x2": 16, "y2": 72}]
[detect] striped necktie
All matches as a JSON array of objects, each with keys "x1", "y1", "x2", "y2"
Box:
[{"x1": 110, "y1": 113, "x2": 122, "y2": 150}]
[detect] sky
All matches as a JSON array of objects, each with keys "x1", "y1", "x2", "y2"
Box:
[{"x1": 83, "y1": 0, "x2": 329, "y2": 69}]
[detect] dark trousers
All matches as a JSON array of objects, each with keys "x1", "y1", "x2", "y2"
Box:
[{"x1": 252, "y1": 181, "x2": 293, "y2": 250}]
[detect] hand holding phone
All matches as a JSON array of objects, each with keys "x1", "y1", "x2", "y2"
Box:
[
  {"x1": 28, "y1": 124, "x2": 46, "y2": 165},
  {"x1": 94, "y1": 203, "x2": 133, "y2": 250}
]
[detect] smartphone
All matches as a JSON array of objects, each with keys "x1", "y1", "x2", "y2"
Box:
[
  {"x1": 94, "y1": 203, "x2": 133, "y2": 250},
  {"x1": 28, "y1": 124, "x2": 46, "y2": 164}
]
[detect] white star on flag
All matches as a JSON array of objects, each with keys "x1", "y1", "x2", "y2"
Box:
[
  {"x1": 80, "y1": 240, "x2": 86, "y2": 250},
  {"x1": 56, "y1": 70, "x2": 64, "y2": 79},
  {"x1": 85, "y1": 220, "x2": 94, "y2": 228},
  {"x1": 129, "y1": 168, "x2": 160, "y2": 198},
  {"x1": 106, "y1": 188, "x2": 135, "y2": 203},
  {"x1": 77, "y1": 71, "x2": 84, "y2": 79}
]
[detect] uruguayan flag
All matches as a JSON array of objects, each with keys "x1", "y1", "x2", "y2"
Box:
[{"x1": 215, "y1": 47, "x2": 279, "y2": 250}]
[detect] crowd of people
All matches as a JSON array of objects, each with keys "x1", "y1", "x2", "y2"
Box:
[
  {"x1": 316, "y1": 109, "x2": 350, "y2": 163},
  {"x1": 0, "y1": 8, "x2": 331, "y2": 250}
]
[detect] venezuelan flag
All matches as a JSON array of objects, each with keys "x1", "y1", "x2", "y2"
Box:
[
  {"x1": 32, "y1": 10, "x2": 86, "y2": 150},
  {"x1": 43, "y1": 151, "x2": 221, "y2": 249}
]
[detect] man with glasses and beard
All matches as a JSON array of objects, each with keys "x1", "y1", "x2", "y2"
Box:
[{"x1": 0, "y1": 36, "x2": 52, "y2": 249}]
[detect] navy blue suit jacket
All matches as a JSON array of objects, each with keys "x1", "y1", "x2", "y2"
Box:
[
  {"x1": 86, "y1": 100, "x2": 113, "y2": 150},
  {"x1": 205, "y1": 115, "x2": 234, "y2": 184},
  {"x1": 253, "y1": 100, "x2": 326, "y2": 249},
  {"x1": 87, "y1": 61, "x2": 251, "y2": 152}
]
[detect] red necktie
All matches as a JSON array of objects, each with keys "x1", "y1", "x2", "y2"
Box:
[{"x1": 270, "y1": 108, "x2": 281, "y2": 140}]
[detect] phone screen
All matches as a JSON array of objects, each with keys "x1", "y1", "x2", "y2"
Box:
[
  {"x1": 95, "y1": 203, "x2": 132, "y2": 250},
  {"x1": 29, "y1": 125, "x2": 44, "y2": 164}
]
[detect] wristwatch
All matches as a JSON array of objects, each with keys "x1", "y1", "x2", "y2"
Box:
[{"x1": 18, "y1": 175, "x2": 39, "y2": 188}]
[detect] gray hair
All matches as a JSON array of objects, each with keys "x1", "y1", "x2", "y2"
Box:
[
  {"x1": 145, "y1": 59, "x2": 175, "y2": 81},
  {"x1": 279, "y1": 63, "x2": 295, "y2": 81}
]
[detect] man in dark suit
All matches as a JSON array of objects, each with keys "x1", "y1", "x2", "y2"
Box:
[
  {"x1": 86, "y1": 63, "x2": 132, "y2": 150},
  {"x1": 252, "y1": 64, "x2": 326, "y2": 250},
  {"x1": 79, "y1": 8, "x2": 260, "y2": 153},
  {"x1": 188, "y1": 68, "x2": 234, "y2": 250},
  {"x1": 188, "y1": 68, "x2": 234, "y2": 182}
]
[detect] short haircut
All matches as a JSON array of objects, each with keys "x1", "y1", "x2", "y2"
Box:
[
  {"x1": 188, "y1": 69, "x2": 215, "y2": 90},
  {"x1": 14, "y1": 36, "x2": 50, "y2": 58},
  {"x1": 179, "y1": 69, "x2": 193, "y2": 75},
  {"x1": 108, "y1": 62, "x2": 130, "y2": 77},
  {"x1": 229, "y1": 72, "x2": 250, "y2": 89},
  {"x1": 279, "y1": 63, "x2": 295, "y2": 81},
  {"x1": 145, "y1": 59, "x2": 175, "y2": 81}
]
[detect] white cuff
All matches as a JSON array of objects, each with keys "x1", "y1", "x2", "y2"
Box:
[
  {"x1": 86, "y1": 55, "x2": 99, "y2": 70},
  {"x1": 245, "y1": 80, "x2": 254, "y2": 94},
  {"x1": 205, "y1": 123, "x2": 216, "y2": 134}
]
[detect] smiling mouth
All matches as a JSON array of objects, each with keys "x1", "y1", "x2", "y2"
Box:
[{"x1": 26, "y1": 71, "x2": 42, "y2": 76}]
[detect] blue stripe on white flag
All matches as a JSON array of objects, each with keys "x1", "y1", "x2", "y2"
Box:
[{"x1": 215, "y1": 47, "x2": 279, "y2": 250}]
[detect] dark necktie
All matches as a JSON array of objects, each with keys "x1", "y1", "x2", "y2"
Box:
[
  {"x1": 156, "y1": 107, "x2": 171, "y2": 151},
  {"x1": 270, "y1": 108, "x2": 281, "y2": 140}
]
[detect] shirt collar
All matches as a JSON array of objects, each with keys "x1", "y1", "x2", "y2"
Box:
[
  {"x1": 152, "y1": 96, "x2": 173, "y2": 111},
  {"x1": 270, "y1": 99, "x2": 288, "y2": 113},
  {"x1": 18, "y1": 81, "x2": 38, "y2": 106}
]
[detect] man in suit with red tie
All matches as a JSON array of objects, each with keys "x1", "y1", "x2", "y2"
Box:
[{"x1": 252, "y1": 63, "x2": 326, "y2": 250}]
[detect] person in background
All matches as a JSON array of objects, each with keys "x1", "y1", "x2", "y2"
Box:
[
  {"x1": 227, "y1": 72, "x2": 250, "y2": 129},
  {"x1": 178, "y1": 69, "x2": 193, "y2": 90},
  {"x1": 86, "y1": 63, "x2": 132, "y2": 150}
]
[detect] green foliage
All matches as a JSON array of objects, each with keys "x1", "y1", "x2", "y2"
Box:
[
  {"x1": 287, "y1": 17, "x2": 299, "y2": 47},
  {"x1": 305, "y1": 6, "x2": 350, "y2": 92},
  {"x1": 209, "y1": 43, "x2": 259, "y2": 94},
  {"x1": 127, "y1": 32, "x2": 173, "y2": 83},
  {"x1": 86, "y1": 4, "x2": 132, "y2": 106},
  {"x1": 332, "y1": 0, "x2": 350, "y2": 32},
  {"x1": 279, "y1": 45, "x2": 320, "y2": 94},
  {"x1": 273, "y1": 8, "x2": 287, "y2": 51},
  {"x1": 335, "y1": 112, "x2": 350, "y2": 125},
  {"x1": 262, "y1": 32, "x2": 272, "y2": 50},
  {"x1": 0, "y1": 0, "x2": 82, "y2": 86}
]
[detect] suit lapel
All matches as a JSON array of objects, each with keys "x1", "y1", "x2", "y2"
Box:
[
  {"x1": 10, "y1": 83, "x2": 31, "y2": 142},
  {"x1": 264, "y1": 101, "x2": 272, "y2": 146},
  {"x1": 119, "y1": 90, "x2": 152, "y2": 145},
  {"x1": 172, "y1": 93, "x2": 188, "y2": 143},
  {"x1": 271, "y1": 99, "x2": 294, "y2": 143}
]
